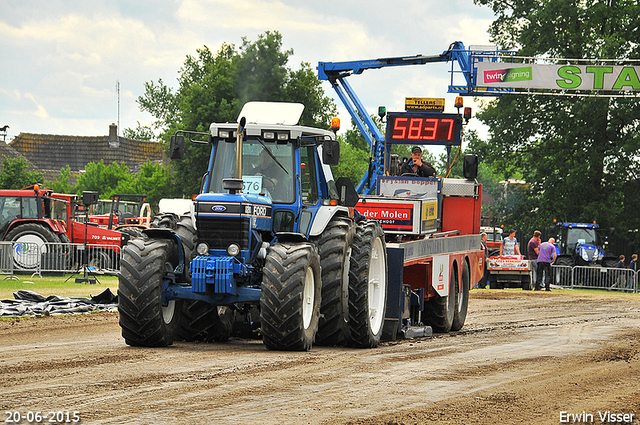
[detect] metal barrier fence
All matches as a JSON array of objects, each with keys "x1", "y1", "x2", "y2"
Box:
[
  {"x1": 551, "y1": 264, "x2": 638, "y2": 293},
  {"x1": 0, "y1": 241, "x2": 121, "y2": 277}
]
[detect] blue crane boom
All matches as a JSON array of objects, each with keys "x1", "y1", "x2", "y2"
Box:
[{"x1": 317, "y1": 42, "x2": 509, "y2": 194}]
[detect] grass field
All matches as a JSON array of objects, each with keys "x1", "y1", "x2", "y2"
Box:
[
  {"x1": 0, "y1": 273, "x2": 119, "y2": 300},
  {"x1": 2, "y1": 276, "x2": 636, "y2": 302}
]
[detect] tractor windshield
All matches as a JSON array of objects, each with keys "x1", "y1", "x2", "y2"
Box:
[
  {"x1": 208, "y1": 139, "x2": 295, "y2": 204},
  {"x1": 565, "y1": 227, "x2": 597, "y2": 255}
]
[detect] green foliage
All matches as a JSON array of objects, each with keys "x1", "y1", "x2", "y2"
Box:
[
  {"x1": 47, "y1": 165, "x2": 74, "y2": 194},
  {"x1": 74, "y1": 160, "x2": 135, "y2": 198},
  {"x1": 472, "y1": 0, "x2": 640, "y2": 242},
  {"x1": 124, "y1": 161, "x2": 174, "y2": 209},
  {"x1": 285, "y1": 62, "x2": 337, "y2": 127},
  {"x1": 136, "y1": 31, "x2": 336, "y2": 196},
  {"x1": 332, "y1": 138, "x2": 369, "y2": 188},
  {"x1": 136, "y1": 78, "x2": 180, "y2": 131},
  {"x1": 45, "y1": 161, "x2": 174, "y2": 211},
  {"x1": 0, "y1": 156, "x2": 44, "y2": 189},
  {"x1": 235, "y1": 31, "x2": 291, "y2": 105},
  {"x1": 122, "y1": 122, "x2": 155, "y2": 141}
]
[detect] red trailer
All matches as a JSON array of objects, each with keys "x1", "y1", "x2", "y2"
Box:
[{"x1": 356, "y1": 176, "x2": 484, "y2": 337}]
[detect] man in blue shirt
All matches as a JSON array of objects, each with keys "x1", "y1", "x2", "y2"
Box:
[
  {"x1": 536, "y1": 237, "x2": 557, "y2": 291},
  {"x1": 500, "y1": 229, "x2": 520, "y2": 256}
]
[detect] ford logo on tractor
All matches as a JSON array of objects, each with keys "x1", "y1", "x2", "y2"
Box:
[{"x1": 212, "y1": 205, "x2": 226, "y2": 212}]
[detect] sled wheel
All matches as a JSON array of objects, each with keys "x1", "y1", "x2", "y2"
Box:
[
  {"x1": 451, "y1": 261, "x2": 470, "y2": 331},
  {"x1": 426, "y1": 263, "x2": 456, "y2": 333}
]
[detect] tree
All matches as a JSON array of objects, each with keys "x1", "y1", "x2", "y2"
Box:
[
  {"x1": 123, "y1": 161, "x2": 174, "y2": 210},
  {"x1": 136, "y1": 31, "x2": 337, "y2": 196},
  {"x1": 332, "y1": 138, "x2": 369, "y2": 188},
  {"x1": 123, "y1": 122, "x2": 155, "y2": 141},
  {"x1": 46, "y1": 165, "x2": 74, "y2": 194},
  {"x1": 0, "y1": 156, "x2": 44, "y2": 189},
  {"x1": 473, "y1": 0, "x2": 640, "y2": 239},
  {"x1": 74, "y1": 160, "x2": 134, "y2": 198}
]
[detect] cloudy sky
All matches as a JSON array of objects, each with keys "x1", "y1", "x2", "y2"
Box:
[{"x1": 1, "y1": 0, "x2": 496, "y2": 147}]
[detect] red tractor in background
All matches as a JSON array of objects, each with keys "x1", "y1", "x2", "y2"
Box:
[
  {"x1": 89, "y1": 194, "x2": 151, "y2": 237},
  {"x1": 0, "y1": 185, "x2": 129, "y2": 271}
]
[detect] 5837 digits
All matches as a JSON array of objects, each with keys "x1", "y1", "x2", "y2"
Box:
[{"x1": 5, "y1": 411, "x2": 81, "y2": 423}]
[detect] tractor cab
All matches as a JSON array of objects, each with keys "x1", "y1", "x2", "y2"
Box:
[{"x1": 554, "y1": 222, "x2": 605, "y2": 266}]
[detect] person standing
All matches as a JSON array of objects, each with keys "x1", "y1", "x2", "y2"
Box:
[
  {"x1": 475, "y1": 232, "x2": 490, "y2": 289},
  {"x1": 527, "y1": 230, "x2": 541, "y2": 285},
  {"x1": 500, "y1": 229, "x2": 520, "y2": 256},
  {"x1": 536, "y1": 237, "x2": 557, "y2": 291},
  {"x1": 628, "y1": 254, "x2": 638, "y2": 291}
]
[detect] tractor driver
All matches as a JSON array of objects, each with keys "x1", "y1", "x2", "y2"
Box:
[
  {"x1": 400, "y1": 146, "x2": 436, "y2": 177},
  {"x1": 252, "y1": 147, "x2": 288, "y2": 200}
]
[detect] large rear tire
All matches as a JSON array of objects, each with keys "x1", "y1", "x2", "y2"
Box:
[
  {"x1": 451, "y1": 261, "x2": 469, "y2": 331},
  {"x1": 5, "y1": 223, "x2": 62, "y2": 269},
  {"x1": 178, "y1": 301, "x2": 236, "y2": 342},
  {"x1": 260, "y1": 242, "x2": 321, "y2": 351},
  {"x1": 348, "y1": 221, "x2": 388, "y2": 348},
  {"x1": 150, "y1": 213, "x2": 179, "y2": 230},
  {"x1": 313, "y1": 216, "x2": 355, "y2": 346},
  {"x1": 118, "y1": 238, "x2": 182, "y2": 347},
  {"x1": 426, "y1": 263, "x2": 456, "y2": 333}
]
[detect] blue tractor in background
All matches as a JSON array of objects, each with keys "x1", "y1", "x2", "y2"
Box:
[{"x1": 553, "y1": 222, "x2": 614, "y2": 267}]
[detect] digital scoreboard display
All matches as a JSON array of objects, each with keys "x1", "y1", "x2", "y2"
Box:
[{"x1": 386, "y1": 112, "x2": 462, "y2": 146}]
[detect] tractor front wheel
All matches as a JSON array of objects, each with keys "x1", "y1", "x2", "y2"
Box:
[
  {"x1": 178, "y1": 301, "x2": 236, "y2": 342},
  {"x1": 118, "y1": 237, "x2": 182, "y2": 347},
  {"x1": 260, "y1": 242, "x2": 321, "y2": 351}
]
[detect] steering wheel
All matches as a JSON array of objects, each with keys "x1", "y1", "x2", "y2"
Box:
[
  {"x1": 261, "y1": 176, "x2": 277, "y2": 191},
  {"x1": 401, "y1": 173, "x2": 419, "y2": 177}
]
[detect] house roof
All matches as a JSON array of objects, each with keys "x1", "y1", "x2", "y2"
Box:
[
  {"x1": 9, "y1": 130, "x2": 164, "y2": 174},
  {"x1": 0, "y1": 140, "x2": 35, "y2": 172}
]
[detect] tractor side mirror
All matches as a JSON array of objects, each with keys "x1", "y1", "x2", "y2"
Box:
[
  {"x1": 322, "y1": 140, "x2": 340, "y2": 166},
  {"x1": 170, "y1": 135, "x2": 185, "y2": 160}
]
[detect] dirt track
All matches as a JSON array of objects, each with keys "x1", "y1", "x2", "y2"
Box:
[{"x1": 1, "y1": 289, "x2": 639, "y2": 425}]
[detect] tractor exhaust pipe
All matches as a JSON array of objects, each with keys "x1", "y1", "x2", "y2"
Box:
[
  {"x1": 236, "y1": 116, "x2": 246, "y2": 180},
  {"x1": 222, "y1": 116, "x2": 247, "y2": 194}
]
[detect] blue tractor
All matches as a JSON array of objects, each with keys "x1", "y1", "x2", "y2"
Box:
[
  {"x1": 553, "y1": 222, "x2": 608, "y2": 267},
  {"x1": 118, "y1": 102, "x2": 388, "y2": 351}
]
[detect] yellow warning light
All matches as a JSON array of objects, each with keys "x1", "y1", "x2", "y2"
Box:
[
  {"x1": 454, "y1": 97, "x2": 464, "y2": 109},
  {"x1": 330, "y1": 117, "x2": 341, "y2": 132}
]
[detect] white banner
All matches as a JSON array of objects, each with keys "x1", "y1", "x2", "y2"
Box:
[{"x1": 476, "y1": 62, "x2": 640, "y2": 91}]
